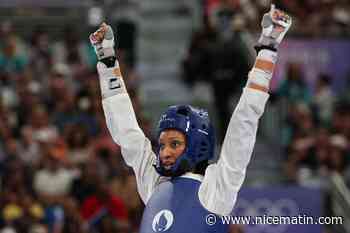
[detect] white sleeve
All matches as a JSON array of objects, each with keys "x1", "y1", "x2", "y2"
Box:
[
  {"x1": 199, "y1": 87, "x2": 269, "y2": 216},
  {"x1": 101, "y1": 75, "x2": 160, "y2": 205}
]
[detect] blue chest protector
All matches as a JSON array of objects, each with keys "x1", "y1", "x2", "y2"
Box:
[{"x1": 139, "y1": 177, "x2": 228, "y2": 233}]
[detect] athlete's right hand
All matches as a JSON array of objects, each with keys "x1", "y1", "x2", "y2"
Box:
[{"x1": 89, "y1": 22, "x2": 116, "y2": 60}]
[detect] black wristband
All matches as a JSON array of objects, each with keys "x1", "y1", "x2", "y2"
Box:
[
  {"x1": 100, "y1": 56, "x2": 117, "y2": 68},
  {"x1": 254, "y1": 45, "x2": 277, "y2": 54}
]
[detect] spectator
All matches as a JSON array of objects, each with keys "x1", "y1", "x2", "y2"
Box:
[
  {"x1": 182, "y1": 15, "x2": 217, "y2": 87},
  {"x1": 17, "y1": 127, "x2": 41, "y2": 167},
  {"x1": 52, "y1": 86, "x2": 99, "y2": 136},
  {"x1": 70, "y1": 158, "x2": 106, "y2": 204},
  {"x1": 209, "y1": 0, "x2": 238, "y2": 39},
  {"x1": 52, "y1": 26, "x2": 95, "y2": 70},
  {"x1": 64, "y1": 124, "x2": 92, "y2": 165},
  {"x1": 60, "y1": 199, "x2": 85, "y2": 233},
  {"x1": 0, "y1": 35, "x2": 27, "y2": 75},
  {"x1": 33, "y1": 141, "x2": 76, "y2": 202},
  {"x1": 275, "y1": 62, "x2": 311, "y2": 105},
  {"x1": 24, "y1": 105, "x2": 58, "y2": 144},
  {"x1": 184, "y1": 13, "x2": 252, "y2": 138},
  {"x1": 80, "y1": 180, "x2": 128, "y2": 232},
  {"x1": 311, "y1": 74, "x2": 335, "y2": 126},
  {"x1": 285, "y1": 127, "x2": 329, "y2": 187},
  {"x1": 328, "y1": 134, "x2": 348, "y2": 174},
  {"x1": 28, "y1": 28, "x2": 52, "y2": 80},
  {"x1": 330, "y1": 102, "x2": 350, "y2": 138}
]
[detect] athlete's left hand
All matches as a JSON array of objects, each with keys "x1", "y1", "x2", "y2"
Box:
[{"x1": 258, "y1": 4, "x2": 292, "y2": 48}]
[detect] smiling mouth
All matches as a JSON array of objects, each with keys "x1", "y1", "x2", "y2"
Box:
[
  {"x1": 164, "y1": 165, "x2": 172, "y2": 170},
  {"x1": 162, "y1": 162, "x2": 174, "y2": 170}
]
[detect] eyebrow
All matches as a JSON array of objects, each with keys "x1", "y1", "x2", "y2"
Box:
[
  {"x1": 159, "y1": 137, "x2": 185, "y2": 142},
  {"x1": 168, "y1": 137, "x2": 184, "y2": 140}
]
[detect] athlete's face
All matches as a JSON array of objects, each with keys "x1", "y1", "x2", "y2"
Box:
[{"x1": 159, "y1": 129, "x2": 186, "y2": 169}]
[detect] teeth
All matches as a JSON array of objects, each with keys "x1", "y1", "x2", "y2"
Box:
[{"x1": 164, "y1": 165, "x2": 172, "y2": 170}]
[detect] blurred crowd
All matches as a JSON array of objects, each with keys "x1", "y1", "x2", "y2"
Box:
[
  {"x1": 0, "y1": 20, "x2": 147, "y2": 233},
  {"x1": 0, "y1": 1, "x2": 350, "y2": 233},
  {"x1": 184, "y1": 0, "x2": 350, "y2": 188},
  {"x1": 274, "y1": 64, "x2": 350, "y2": 188},
  {"x1": 183, "y1": 0, "x2": 350, "y2": 137},
  {"x1": 205, "y1": 0, "x2": 350, "y2": 37}
]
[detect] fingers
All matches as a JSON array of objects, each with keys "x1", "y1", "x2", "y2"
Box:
[
  {"x1": 95, "y1": 26, "x2": 107, "y2": 41},
  {"x1": 261, "y1": 13, "x2": 273, "y2": 28},
  {"x1": 269, "y1": 4, "x2": 291, "y2": 28},
  {"x1": 90, "y1": 22, "x2": 116, "y2": 60},
  {"x1": 104, "y1": 25, "x2": 114, "y2": 40},
  {"x1": 91, "y1": 22, "x2": 109, "y2": 43}
]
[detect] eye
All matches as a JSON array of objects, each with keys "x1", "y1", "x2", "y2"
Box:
[
  {"x1": 159, "y1": 143, "x2": 165, "y2": 150},
  {"x1": 170, "y1": 140, "x2": 183, "y2": 149}
]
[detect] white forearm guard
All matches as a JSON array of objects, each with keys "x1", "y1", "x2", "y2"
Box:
[{"x1": 97, "y1": 60, "x2": 126, "y2": 99}]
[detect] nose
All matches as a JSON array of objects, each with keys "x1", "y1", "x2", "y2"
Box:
[{"x1": 160, "y1": 146, "x2": 174, "y2": 161}]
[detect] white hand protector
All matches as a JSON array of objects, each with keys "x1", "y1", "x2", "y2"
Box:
[
  {"x1": 89, "y1": 22, "x2": 115, "y2": 60},
  {"x1": 258, "y1": 4, "x2": 292, "y2": 48},
  {"x1": 89, "y1": 23, "x2": 125, "y2": 98}
]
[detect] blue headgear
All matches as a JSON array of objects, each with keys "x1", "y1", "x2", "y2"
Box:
[{"x1": 155, "y1": 105, "x2": 215, "y2": 177}]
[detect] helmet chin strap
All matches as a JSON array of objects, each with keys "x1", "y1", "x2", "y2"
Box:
[{"x1": 154, "y1": 159, "x2": 191, "y2": 177}]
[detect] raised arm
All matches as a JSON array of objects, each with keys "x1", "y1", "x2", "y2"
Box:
[
  {"x1": 90, "y1": 23, "x2": 160, "y2": 203},
  {"x1": 199, "y1": 5, "x2": 292, "y2": 216}
]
